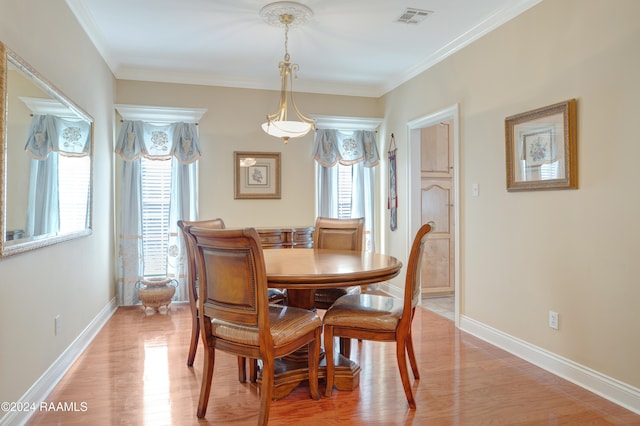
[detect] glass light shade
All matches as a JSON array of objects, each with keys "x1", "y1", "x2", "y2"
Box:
[{"x1": 261, "y1": 120, "x2": 313, "y2": 139}]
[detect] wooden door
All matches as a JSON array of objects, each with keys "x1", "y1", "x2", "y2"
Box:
[{"x1": 420, "y1": 121, "x2": 455, "y2": 295}]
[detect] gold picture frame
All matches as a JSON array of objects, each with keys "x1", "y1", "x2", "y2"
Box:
[
  {"x1": 234, "y1": 151, "x2": 281, "y2": 199},
  {"x1": 505, "y1": 99, "x2": 577, "y2": 191}
]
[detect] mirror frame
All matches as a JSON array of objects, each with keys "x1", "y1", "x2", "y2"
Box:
[{"x1": 0, "y1": 41, "x2": 94, "y2": 257}]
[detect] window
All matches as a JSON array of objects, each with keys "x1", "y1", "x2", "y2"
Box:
[
  {"x1": 337, "y1": 163, "x2": 353, "y2": 219},
  {"x1": 140, "y1": 157, "x2": 173, "y2": 277},
  {"x1": 57, "y1": 154, "x2": 91, "y2": 233},
  {"x1": 115, "y1": 115, "x2": 202, "y2": 306},
  {"x1": 314, "y1": 127, "x2": 380, "y2": 252}
]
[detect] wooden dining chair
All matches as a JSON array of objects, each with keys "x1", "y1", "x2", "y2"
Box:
[
  {"x1": 312, "y1": 216, "x2": 364, "y2": 310},
  {"x1": 181, "y1": 225, "x2": 322, "y2": 424},
  {"x1": 179, "y1": 219, "x2": 286, "y2": 369},
  {"x1": 313, "y1": 217, "x2": 364, "y2": 355},
  {"x1": 323, "y1": 223, "x2": 432, "y2": 409},
  {"x1": 178, "y1": 218, "x2": 226, "y2": 367}
]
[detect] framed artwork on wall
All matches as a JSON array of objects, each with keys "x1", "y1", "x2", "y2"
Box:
[
  {"x1": 505, "y1": 99, "x2": 577, "y2": 191},
  {"x1": 234, "y1": 151, "x2": 281, "y2": 199}
]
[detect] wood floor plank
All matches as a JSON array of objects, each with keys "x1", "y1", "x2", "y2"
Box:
[{"x1": 26, "y1": 304, "x2": 639, "y2": 425}]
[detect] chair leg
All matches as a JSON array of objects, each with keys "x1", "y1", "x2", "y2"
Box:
[
  {"x1": 396, "y1": 340, "x2": 416, "y2": 409},
  {"x1": 258, "y1": 357, "x2": 274, "y2": 426},
  {"x1": 238, "y1": 357, "x2": 247, "y2": 382},
  {"x1": 250, "y1": 359, "x2": 259, "y2": 383},
  {"x1": 197, "y1": 345, "x2": 215, "y2": 418},
  {"x1": 406, "y1": 326, "x2": 420, "y2": 379},
  {"x1": 339, "y1": 337, "x2": 351, "y2": 358},
  {"x1": 308, "y1": 328, "x2": 321, "y2": 400},
  {"x1": 187, "y1": 313, "x2": 199, "y2": 366},
  {"x1": 324, "y1": 326, "x2": 335, "y2": 397}
]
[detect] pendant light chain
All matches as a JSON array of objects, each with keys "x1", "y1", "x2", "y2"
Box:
[{"x1": 284, "y1": 22, "x2": 290, "y2": 62}]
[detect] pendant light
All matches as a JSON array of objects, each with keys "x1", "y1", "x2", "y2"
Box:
[{"x1": 260, "y1": 2, "x2": 315, "y2": 143}]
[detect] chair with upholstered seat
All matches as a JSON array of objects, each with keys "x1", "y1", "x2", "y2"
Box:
[
  {"x1": 178, "y1": 218, "x2": 226, "y2": 367},
  {"x1": 323, "y1": 223, "x2": 432, "y2": 408},
  {"x1": 181, "y1": 225, "x2": 322, "y2": 424},
  {"x1": 312, "y1": 217, "x2": 364, "y2": 310},
  {"x1": 179, "y1": 219, "x2": 286, "y2": 371},
  {"x1": 312, "y1": 217, "x2": 364, "y2": 356}
]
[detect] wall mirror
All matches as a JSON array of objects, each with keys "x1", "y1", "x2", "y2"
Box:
[{"x1": 0, "y1": 41, "x2": 93, "y2": 257}]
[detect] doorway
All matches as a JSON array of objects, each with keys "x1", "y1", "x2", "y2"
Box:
[{"x1": 407, "y1": 105, "x2": 460, "y2": 325}]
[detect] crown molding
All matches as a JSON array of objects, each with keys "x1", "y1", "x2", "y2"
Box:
[{"x1": 114, "y1": 104, "x2": 207, "y2": 123}]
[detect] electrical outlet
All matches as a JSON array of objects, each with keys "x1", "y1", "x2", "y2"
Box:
[
  {"x1": 54, "y1": 315, "x2": 61, "y2": 336},
  {"x1": 548, "y1": 311, "x2": 559, "y2": 330}
]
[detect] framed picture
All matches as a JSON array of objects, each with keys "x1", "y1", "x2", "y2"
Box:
[
  {"x1": 234, "y1": 151, "x2": 281, "y2": 199},
  {"x1": 505, "y1": 99, "x2": 577, "y2": 191}
]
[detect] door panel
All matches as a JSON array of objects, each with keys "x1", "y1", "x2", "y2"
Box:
[
  {"x1": 421, "y1": 124, "x2": 451, "y2": 175},
  {"x1": 421, "y1": 184, "x2": 450, "y2": 233},
  {"x1": 420, "y1": 121, "x2": 455, "y2": 295},
  {"x1": 421, "y1": 239, "x2": 450, "y2": 291}
]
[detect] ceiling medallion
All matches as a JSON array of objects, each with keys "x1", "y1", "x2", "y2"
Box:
[{"x1": 259, "y1": 2, "x2": 313, "y2": 28}]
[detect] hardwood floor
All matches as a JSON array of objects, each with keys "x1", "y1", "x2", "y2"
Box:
[{"x1": 27, "y1": 304, "x2": 639, "y2": 425}]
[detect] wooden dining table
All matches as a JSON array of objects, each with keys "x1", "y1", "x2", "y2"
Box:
[{"x1": 262, "y1": 248, "x2": 402, "y2": 399}]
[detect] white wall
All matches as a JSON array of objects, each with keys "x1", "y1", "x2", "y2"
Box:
[
  {"x1": 0, "y1": 0, "x2": 116, "y2": 408},
  {"x1": 382, "y1": 0, "x2": 640, "y2": 391}
]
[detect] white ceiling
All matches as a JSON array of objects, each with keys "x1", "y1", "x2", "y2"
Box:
[{"x1": 66, "y1": 0, "x2": 540, "y2": 97}]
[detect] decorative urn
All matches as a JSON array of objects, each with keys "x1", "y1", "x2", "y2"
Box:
[{"x1": 136, "y1": 277, "x2": 178, "y2": 312}]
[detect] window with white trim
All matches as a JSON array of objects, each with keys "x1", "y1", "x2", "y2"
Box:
[{"x1": 313, "y1": 122, "x2": 381, "y2": 252}]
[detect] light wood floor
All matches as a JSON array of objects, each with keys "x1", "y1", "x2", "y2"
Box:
[{"x1": 27, "y1": 304, "x2": 639, "y2": 425}]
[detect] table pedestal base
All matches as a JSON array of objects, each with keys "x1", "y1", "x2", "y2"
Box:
[
  {"x1": 265, "y1": 354, "x2": 361, "y2": 400},
  {"x1": 258, "y1": 288, "x2": 366, "y2": 398}
]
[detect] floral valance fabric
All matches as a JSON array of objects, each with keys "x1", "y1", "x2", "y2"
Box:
[
  {"x1": 312, "y1": 129, "x2": 380, "y2": 168},
  {"x1": 25, "y1": 114, "x2": 91, "y2": 159},
  {"x1": 115, "y1": 120, "x2": 201, "y2": 164}
]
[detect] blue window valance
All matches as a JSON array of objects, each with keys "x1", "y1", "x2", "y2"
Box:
[
  {"x1": 25, "y1": 114, "x2": 91, "y2": 159},
  {"x1": 115, "y1": 120, "x2": 201, "y2": 164},
  {"x1": 312, "y1": 129, "x2": 379, "y2": 168}
]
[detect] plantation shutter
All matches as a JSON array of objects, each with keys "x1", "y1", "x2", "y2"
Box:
[
  {"x1": 140, "y1": 158, "x2": 173, "y2": 277},
  {"x1": 337, "y1": 163, "x2": 353, "y2": 219}
]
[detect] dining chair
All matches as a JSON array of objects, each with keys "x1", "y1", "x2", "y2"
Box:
[
  {"x1": 312, "y1": 216, "x2": 364, "y2": 355},
  {"x1": 322, "y1": 223, "x2": 432, "y2": 409},
  {"x1": 181, "y1": 225, "x2": 322, "y2": 424},
  {"x1": 179, "y1": 219, "x2": 286, "y2": 368},
  {"x1": 178, "y1": 218, "x2": 226, "y2": 367},
  {"x1": 312, "y1": 216, "x2": 364, "y2": 310}
]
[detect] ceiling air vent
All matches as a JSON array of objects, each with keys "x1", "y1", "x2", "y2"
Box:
[{"x1": 396, "y1": 8, "x2": 433, "y2": 24}]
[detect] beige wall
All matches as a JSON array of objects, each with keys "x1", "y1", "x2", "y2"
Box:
[
  {"x1": 1, "y1": 0, "x2": 638, "y2": 415},
  {"x1": 383, "y1": 0, "x2": 640, "y2": 388},
  {"x1": 115, "y1": 81, "x2": 382, "y2": 228},
  {"x1": 0, "y1": 0, "x2": 116, "y2": 405}
]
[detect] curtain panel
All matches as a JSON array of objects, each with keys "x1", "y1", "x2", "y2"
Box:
[{"x1": 115, "y1": 120, "x2": 200, "y2": 306}]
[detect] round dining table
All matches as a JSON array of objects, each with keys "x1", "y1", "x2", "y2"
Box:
[{"x1": 262, "y1": 248, "x2": 403, "y2": 399}]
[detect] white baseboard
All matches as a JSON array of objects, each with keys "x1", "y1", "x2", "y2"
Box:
[
  {"x1": 378, "y1": 281, "x2": 402, "y2": 298},
  {"x1": 460, "y1": 315, "x2": 640, "y2": 415},
  {"x1": 1, "y1": 298, "x2": 118, "y2": 426}
]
